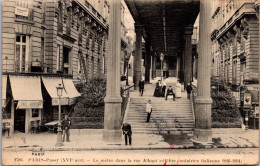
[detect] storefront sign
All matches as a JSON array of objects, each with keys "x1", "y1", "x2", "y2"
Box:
[
  {"x1": 15, "y1": 6, "x2": 29, "y2": 17},
  {"x1": 52, "y1": 98, "x2": 69, "y2": 106},
  {"x1": 17, "y1": 101, "x2": 43, "y2": 109},
  {"x1": 69, "y1": 98, "x2": 77, "y2": 105}
]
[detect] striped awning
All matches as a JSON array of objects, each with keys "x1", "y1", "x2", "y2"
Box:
[
  {"x1": 62, "y1": 78, "x2": 81, "y2": 105},
  {"x1": 42, "y1": 77, "x2": 69, "y2": 106},
  {"x1": 9, "y1": 75, "x2": 43, "y2": 109}
]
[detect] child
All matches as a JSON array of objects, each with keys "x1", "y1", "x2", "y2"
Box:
[{"x1": 146, "y1": 100, "x2": 153, "y2": 122}]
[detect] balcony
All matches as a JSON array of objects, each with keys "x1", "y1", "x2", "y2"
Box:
[{"x1": 13, "y1": 61, "x2": 31, "y2": 73}]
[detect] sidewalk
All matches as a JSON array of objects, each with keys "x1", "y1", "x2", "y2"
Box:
[{"x1": 2, "y1": 128, "x2": 259, "y2": 151}]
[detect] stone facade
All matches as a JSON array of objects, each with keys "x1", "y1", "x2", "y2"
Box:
[
  {"x1": 211, "y1": 0, "x2": 259, "y2": 87},
  {"x1": 2, "y1": 0, "x2": 129, "y2": 84},
  {"x1": 1, "y1": 0, "x2": 130, "y2": 135}
]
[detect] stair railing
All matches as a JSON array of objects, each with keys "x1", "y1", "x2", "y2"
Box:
[
  {"x1": 120, "y1": 85, "x2": 134, "y2": 125},
  {"x1": 191, "y1": 85, "x2": 197, "y2": 125}
]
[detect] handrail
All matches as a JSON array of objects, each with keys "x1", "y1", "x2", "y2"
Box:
[
  {"x1": 191, "y1": 85, "x2": 197, "y2": 126},
  {"x1": 123, "y1": 85, "x2": 134, "y2": 91}
]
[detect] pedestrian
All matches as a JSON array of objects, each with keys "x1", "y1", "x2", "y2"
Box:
[
  {"x1": 175, "y1": 80, "x2": 182, "y2": 98},
  {"x1": 165, "y1": 86, "x2": 176, "y2": 101},
  {"x1": 153, "y1": 80, "x2": 161, "y2": 97},
  {"x1": 122, "y1": 123, "x2": 132, "y2": 145},
  {"x1": 161, "y1": 79, "x2": 166, "y2": 97},
  {"x1": 186, "y1": 83, "x2": 193, "y2": 99},
  {"x1": 146, "y1": 100, "x2": 153, "y2": 122},
  {"x1": 62, "y1": 115, "x2": 71, "y2": 142},
  {"x1": 139, "y1": 77, "x2": 145, "y2": 96}
]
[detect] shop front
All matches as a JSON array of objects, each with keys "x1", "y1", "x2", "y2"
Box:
[
  {"x1": 9, "y1": 75, "x2": 43, "y2": 134},
  {"x1": 2, "y1": 75, "x2": 12, "y2": 137},
  {"x1": 41, "y1": 77, "x2": 80, "y2": 127}
]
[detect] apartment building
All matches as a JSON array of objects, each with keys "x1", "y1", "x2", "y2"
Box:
[
  {"x1": 211, "y1": 0, "x2": 259, "y2": 89},
  {"x1": 1, "y1": 0, "x2": 131, "y2": 135}
]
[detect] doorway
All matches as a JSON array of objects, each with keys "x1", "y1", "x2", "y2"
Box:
[{"x1": 14, "y1": 109, "x2": 26, "y2": 132}]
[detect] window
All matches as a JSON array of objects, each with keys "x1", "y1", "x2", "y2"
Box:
[
  {"x1": 78, "y1": 58, "x2": 81, "y2": 74},
  {"x1": 15, "y1": 35, "x2": 30, "y2": 72},
  {"x1": 240, "y1": 61, "x2": 246, "y2": 85},
  {"x1": 57, "y1": 2, "x2": 63, "y2": 33},
  {"x1": 97, "y1": 59, "x2": 101, "y2": 75},
  {"x1": 102, "y1": 54, "x2": 105, "y2": 74},
  {"x1": 232, "y1": 60, "x2": 237, "y2": 84},
  {"x1": 63, "y1": 46, "x2": 71, "y2": 74},
  {"x1": 98, "y1": 38, "x2": 102, "y2": 54},
  {"x1": 86, "y1": 54, "x2": 89, "y2": 77},
  {"x1": 92, "y1": 57, "x2": 94, "y2": 77},
  {"x1": 56, "y1": 45, "x2": 61, "y2": 70},
  {"x1": 41, "y1": 34, "x2": 45, "y2": 65},
  {"x1": 32, "y1": 109, "x2": 39, "y2": 117},
  {"x1": 92, "y1": 35, "x2": 96, "y2": 51}
]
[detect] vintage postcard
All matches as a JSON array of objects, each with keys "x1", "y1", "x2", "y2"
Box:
[{"x1": 1, "y1": 0, "x2": 259, "y2": 165}]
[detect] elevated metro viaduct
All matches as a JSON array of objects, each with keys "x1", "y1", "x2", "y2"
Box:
[{"x1": 103, "y1": 0, "x2": 213, "y2": 144}]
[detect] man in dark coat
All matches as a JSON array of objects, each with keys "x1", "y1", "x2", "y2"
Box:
[
  {"x1": 122, "y1": 123, "x2": 132, "y2": 145},
  {"x1": 62, "y1": 115, "x2": 71, "y2": 142},
  {"x1": 165, "y1": 86, "x2": 176, "y2": 101},
  {"x1": 139, "y1": 78, "x2": 145, "y2": 96},
  {"x1": 186, "y1": 83, "x2": 193, "y2": 99}
]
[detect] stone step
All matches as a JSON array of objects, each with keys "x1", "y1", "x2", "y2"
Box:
[
  {"x1": 130, "y1": 102, "x2": 190, "y2": 104},
  {"x1": 129, "y1": 109, "x2": 191, "y2": 111},
  {"x1": 129, "y1": 106, "x2": 191, "y2": 108},
  {"x1": 127, "y1": 114, "x2": 193, "y2": 119},
  {"x1": 127, "y1": 112, "x2": 192, "y2": 115},
  {"x1": 130, "y1": 125, "x2": 194, "y2": 128},
  {"x1": 125, "y1": 90, "x2": 194, "y2": 134},
  {"x1": 126, "y1": 120, "x2": 194, "y2": 123},
  {"x1": 132, "y1": 131, "x2": 193, "y2": 134}
]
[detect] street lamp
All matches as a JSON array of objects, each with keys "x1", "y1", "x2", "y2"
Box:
[
  {"x1": 160, "y1": 53, "x2": 164, "y2": 82},
  {"x1": 56, "y1": 83, "x2": 64, "y2": 146}
]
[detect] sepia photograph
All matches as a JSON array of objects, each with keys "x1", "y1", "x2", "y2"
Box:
[{"x1": 1, "y1": 0, "x2": 259, "y2": 165}]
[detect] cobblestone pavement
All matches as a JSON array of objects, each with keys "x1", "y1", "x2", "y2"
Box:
[{"x1": 2, "y1": 128, "x2": 259, "y2": 151}]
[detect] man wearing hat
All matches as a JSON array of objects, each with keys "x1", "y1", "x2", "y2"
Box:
[
  {"x1": 122, "y1": 123, "x2": 132, "y2": 145},
  {"x1": 62, "y1": 115, "x2": 71, "y2": 142}
]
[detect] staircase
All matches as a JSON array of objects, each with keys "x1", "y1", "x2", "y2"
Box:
[{"x1": 124, "y1": 96, "x2": 194, "y2": 134}]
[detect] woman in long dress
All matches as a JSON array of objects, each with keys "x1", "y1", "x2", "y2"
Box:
[
  {"x1": 153, "y1": 80, "x2": 161, "y2": 97},
  {"x1": 175, "y1": 80, "x2": 182, "y2": 98}
]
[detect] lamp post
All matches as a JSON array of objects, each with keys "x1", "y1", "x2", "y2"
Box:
[
  {"x1": 56, "y1": 83, "x2": 64, "y2": 146},
  {"x1": 160, "y1": 53, "x2": 164, "y2": 82}
]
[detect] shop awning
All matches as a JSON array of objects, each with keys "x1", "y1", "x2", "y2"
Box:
[
  {"x1": 63, "y1": 78, "x2": 81, "y2": 105},
  {"x1": 42, "y1": 77, "x2": 69, "y2": 106},
  {"x1": 9, "y1": 76, "x2": 43, "y2": 109},
  {"x1": 2, "y1": 75, "x2": 7, "y2": 108}
]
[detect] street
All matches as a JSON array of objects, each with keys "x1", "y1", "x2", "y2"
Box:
[{"x1": 2, "y1": 148, "x2": 259, "y2": 165}]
